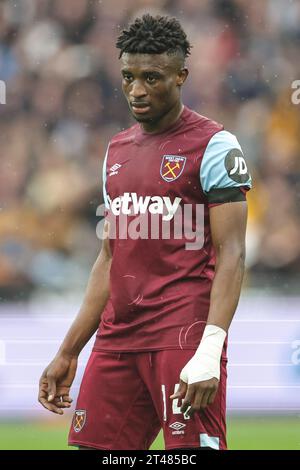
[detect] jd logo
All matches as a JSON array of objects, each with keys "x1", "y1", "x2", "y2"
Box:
[
  {"x1": 230, "y1": 156, "x2": 247, "y2": 176},
  {"x1": 225, "y1": 149, "x2": 249, "y2": 184}
]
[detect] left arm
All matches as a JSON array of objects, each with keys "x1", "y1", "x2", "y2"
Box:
[
  {"x1": 170, "y1": 200, "x2": 248, "y2": 416},
  {"x1": 206, "y1": 200, "x2": 247, "y2": 331}
]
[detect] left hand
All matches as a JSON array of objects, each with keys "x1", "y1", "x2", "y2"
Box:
[{"x1": 170, "y1": 377, "x2": 219, "y2": 418}]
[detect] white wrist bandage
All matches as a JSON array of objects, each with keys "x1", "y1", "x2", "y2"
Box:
[{"x1": 180, "y1": 324, "x2": 227, "y2": 385}]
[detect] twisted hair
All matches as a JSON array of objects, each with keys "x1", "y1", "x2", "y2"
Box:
[{"x1": 116, "y1": 14, "x2": 192, "y2": 60}]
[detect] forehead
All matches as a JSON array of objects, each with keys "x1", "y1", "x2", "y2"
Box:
[{"x1": 121, "y1": 52, "x2": 178, "y2": 72}]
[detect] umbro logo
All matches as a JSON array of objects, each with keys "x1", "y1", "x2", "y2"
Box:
[
  {"x1": 109, "y1": 163, "x2": 122, "y2": 176},
  {"x1": 169, "y1": 422, "x2": 186, "y2": 431}
]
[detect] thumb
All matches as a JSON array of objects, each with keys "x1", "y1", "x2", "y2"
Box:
[
  {"x1": 47, "y1": 376, "x2": 56, "y2": 402},
  {"x1": 170, "y1": 380, "x2": 187, "y2": 400}
]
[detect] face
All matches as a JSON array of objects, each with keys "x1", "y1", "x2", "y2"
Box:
[{"x1": 121, "y1": 52, "x2": 188, "y2": 124}]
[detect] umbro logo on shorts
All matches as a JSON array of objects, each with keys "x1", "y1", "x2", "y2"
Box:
[
  {"x1": 169, "y1": 421, "x2": 186, "y2": 430},
  {"x1": 169, "y1": 422, "x2": 186, "y2": 435}
]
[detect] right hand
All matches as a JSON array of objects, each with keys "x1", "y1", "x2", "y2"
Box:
[{"x1": 38, "y1": 354, "x2": 78, "y2": 415}]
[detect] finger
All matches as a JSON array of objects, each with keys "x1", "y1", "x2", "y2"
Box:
[
  {"x1": 62, "y1": 395, "x2": 73, "y2": 403},
  {"x1": 55, "y1": 395, "x2": 71, "y2": 403},
  {"x1": 38, "y1": 388, "x2": 62, "y2": 414},
  {"x1": 53, "y1": 400, "x2": 72, "y2": 409},
  {"x1": 39, "y1": 376, "x2": 48, "y2": 388},
  {"x1": 38, "y1": 387, "x2": 49, "y2": 404},
  {"x1": 170, "y1": 381, "x2": 187, "y2": 400},
  {"x1": 40, "y1": 399, "x2": 64, "y2": 414},
  {"x1": 38, "y1": 391, "x2": 64, "y2": 415},
  {"x1": 207, "y1": 387, "x2": 218, "y2": 405},
  {"x1": 39, "y1": 379, "x2": 51, "y2": 397},
  {"x1": 180, "y1": 386, "x2": 194, "y2": 414},
  {"x1": 199, "y1": 390, "x2": 211, "y2": 410},
  {"x1": 170, "y1": 380, "x2": 185, "y2": 399},
  {"x1": 53, "y1": 396, "x2": 72, "y2": 408},
  {"x1": 187, "y1": 388, "x2": 205, "y2": 417},
  {"x1": 55, "y1": 391, "x2": 73, "y2": 403},
  {"x1": 47, "y1": 375, "x2": 57, "y2": 402}
]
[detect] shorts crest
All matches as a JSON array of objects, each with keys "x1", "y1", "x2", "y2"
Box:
[{"x1": 73, "y1": 409, "x2": 87, "y2": 433}]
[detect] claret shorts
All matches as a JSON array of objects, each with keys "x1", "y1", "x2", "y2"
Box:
[{"x1": 68, "y1": 349, "x2": 227, "y2": 450}]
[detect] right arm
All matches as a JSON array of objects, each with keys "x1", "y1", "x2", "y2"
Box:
[{"x1": 38, "y1": 221, "x2": 112, "y2": 414}]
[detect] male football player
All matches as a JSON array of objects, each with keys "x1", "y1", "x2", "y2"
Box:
[{"x1": 38, "y1": 14, "x2": 251, "y2": 450}]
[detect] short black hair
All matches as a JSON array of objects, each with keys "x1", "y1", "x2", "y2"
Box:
[{"x1": 116, "y1": 14, "x2": 192, "y2": 61}]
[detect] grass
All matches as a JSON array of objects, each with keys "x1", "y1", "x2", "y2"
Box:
[{"x1": 0, "y1": 416, "x2": 299, "y2": 450}]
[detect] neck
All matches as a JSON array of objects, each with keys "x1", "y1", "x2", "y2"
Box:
[{"x1": 141, "y1": 101, "x2": 184, "y2": 134}]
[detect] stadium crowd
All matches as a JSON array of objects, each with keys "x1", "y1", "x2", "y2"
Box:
[{"x1": 1, "y1": 0, "x2": 300, "y2": 300}]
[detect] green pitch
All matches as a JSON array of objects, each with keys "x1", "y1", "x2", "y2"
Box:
[{"x1": 0, "y1": 416, "x2": 299, "y2": 450}]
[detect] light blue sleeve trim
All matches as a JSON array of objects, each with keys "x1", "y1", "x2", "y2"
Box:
[
  {"x1": 102, "y1": 145, "x2": 110, "y2": 209},
  {"x1": 200, "y1": 130, "x2": 252, "y2": 194}
]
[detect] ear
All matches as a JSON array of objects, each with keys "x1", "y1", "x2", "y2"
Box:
[{"x1": 176, "y1": 68, "x2": 189, "y2": 87}]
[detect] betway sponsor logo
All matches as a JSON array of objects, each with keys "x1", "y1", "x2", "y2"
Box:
[
  {"x1": 109, "y1": 192, "x2": 182, "y2": 221},
  {"x1": 96, "y1": 200, "x2": 205, "y2": 250}
]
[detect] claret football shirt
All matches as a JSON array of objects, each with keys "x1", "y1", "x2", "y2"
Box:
[{"x1": 94, "y1": 106, "x2": 252, "y2": 353}]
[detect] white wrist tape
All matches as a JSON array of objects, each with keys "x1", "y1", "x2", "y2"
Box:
[{"x1": 180, "y1": 324, "x2": 227, "y2": 385}]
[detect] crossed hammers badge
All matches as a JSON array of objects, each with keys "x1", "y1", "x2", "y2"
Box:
[{"x1": 160, "y1": 155, "x2": 187, "y2": 182}]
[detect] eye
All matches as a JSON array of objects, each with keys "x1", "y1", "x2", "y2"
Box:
[
  {"x1": 123, "y1": 74, "x2": 133, "y2": 82},
  {"x1": 146, "y1": 75, "x2": 157, "y2": 84}
]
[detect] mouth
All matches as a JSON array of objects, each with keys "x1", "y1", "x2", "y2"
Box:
[{"x1": 130, "y1": 102, "x2": 151, "y2": 114}]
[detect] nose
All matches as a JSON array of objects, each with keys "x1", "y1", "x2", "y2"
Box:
[{"x1": 129, "y1": 80, "x2": 147, "y2": 99}]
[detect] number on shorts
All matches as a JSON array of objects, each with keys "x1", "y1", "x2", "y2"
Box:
[{"x1": 161, "y1": 383, "x2": 190, "y2": 421}]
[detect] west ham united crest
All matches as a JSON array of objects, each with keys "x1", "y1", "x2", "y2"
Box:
[
  {"x1": 73, "y1": 409, "x2": 86, "y2": 433},
  {"x1": 160, "y1": 155, "x2": 186, "y2": 182}
]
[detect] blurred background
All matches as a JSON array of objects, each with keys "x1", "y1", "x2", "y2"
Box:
[{"x1": 0, "y1": 0, "x2": 300, "y2": 450}]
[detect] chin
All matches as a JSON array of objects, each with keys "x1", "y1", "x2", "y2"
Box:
[
  {"x1": 131, "y1": 112, "x2": 157, "y2": 123},
  {"x1": 133, "y1": 115, "x2": 153, "y2": 123}
]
